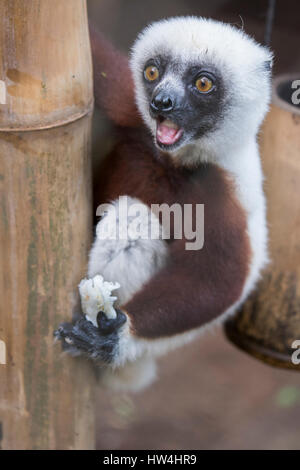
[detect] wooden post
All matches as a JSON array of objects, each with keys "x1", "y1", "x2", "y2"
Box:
[
  {"x1": 225, "y1": 74, "x2": 300, "y2": 370},
  {"x1": 0, "y1": 0, "x2": 96, "y2": 449}
]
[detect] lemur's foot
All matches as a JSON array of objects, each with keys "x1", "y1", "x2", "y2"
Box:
[{"x1": 54, "y1": 309, "x2": 127, "y2": 364}]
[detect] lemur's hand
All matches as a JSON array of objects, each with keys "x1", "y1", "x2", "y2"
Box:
[{"x1": 54, "y1": 309, "x2": 127, "y2": 364}]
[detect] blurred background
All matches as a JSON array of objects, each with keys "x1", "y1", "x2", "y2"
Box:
[{"x1": 87, "y1": 0, "x2": 300, "y2": 450}]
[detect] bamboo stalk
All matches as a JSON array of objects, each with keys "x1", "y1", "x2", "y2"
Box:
[
  {"x1": 0, "y1": 0, "x2": 93, "y2": 131},
  {"x1": 0, "y1": 0, "x2": 95, "y2": 449},
  {"x1": 225, "y1": 74, "x2": 300, "y2": 370}
]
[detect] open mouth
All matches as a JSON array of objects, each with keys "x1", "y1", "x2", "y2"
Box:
[{"x1": 156, "y1": 117, "x2": 184, "y2": 148}]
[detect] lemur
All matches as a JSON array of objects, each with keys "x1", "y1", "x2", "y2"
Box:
[{"x1": 55, "y1": 17, "x2": 272, "y2": 391}]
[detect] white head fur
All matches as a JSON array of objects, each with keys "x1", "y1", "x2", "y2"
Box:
[{"x1": 130, "y1": 16, "x2": 273, "y2": 166}]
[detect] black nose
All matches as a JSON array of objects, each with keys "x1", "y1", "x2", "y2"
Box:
[{"x1": 150, "y1": 92, "x2": 174, "y2": 114}]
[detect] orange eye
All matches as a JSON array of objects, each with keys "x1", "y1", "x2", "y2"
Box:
[
  {"x1": 195, "y1": 76, "x2": 213, "y2": 93},
  {"x1": 144, "y1": 65, "x2": 159, "y2": 82}
]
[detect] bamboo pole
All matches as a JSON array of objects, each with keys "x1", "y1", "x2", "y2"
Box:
[
  {"x1": 225, "y1": 74, "x2": 300, "y2": 370},
  {"x1": 0, "y1": 0, "x2": 95, "y2": 449}
]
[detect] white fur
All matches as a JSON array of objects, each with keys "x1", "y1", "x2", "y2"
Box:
[
  {"x1": 100, "y1": 356, "x2": 157, "y2": 393},
  {"x1": 88, "y1": 196, "x2": 168, "y2": 305},
  {"x1": 129, "y1": 15, "x2": 271, "y2": 330},
  {"x1": 90, "y1": 18, "x2": 272, "y2": 390},
  {"x1": 88, "y1": 197, "x2": 169, "y2": 390},
  {"x1": 130, "y1": 16, "x2": 272, "y2": 163}
]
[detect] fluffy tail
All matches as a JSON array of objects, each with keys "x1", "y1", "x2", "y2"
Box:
[{"x1": 89, "y1": 24, "x2": 142, "y2": 128}]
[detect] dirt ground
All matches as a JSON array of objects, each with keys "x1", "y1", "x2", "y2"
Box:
[{"x1": 96, "y1": 328, "x2": 300, "y2": 450}]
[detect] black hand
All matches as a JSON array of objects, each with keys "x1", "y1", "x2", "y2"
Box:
[{"x1": 54, "y1": 309, "x2": 127, "y2": 364}]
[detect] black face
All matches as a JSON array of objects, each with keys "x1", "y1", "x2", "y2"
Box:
[{"x1": 142, "y1": 56, "x2": 226, "y2": 151}]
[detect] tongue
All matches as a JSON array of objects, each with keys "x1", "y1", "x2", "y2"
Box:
[{"x1": 157, "y1": 122, "x2": 182, "y2": 145}]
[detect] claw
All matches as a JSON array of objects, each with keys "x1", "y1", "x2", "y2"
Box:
[{"x1": 65, "y1": 337, "x2": 74, "y2": 345}]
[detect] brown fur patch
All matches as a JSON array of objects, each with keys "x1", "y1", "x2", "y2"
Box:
[
  {"x1": 94, "y1": 130, "x2": 251, "y2": 339},
  {"x1": 90, "y1": 25, "x2": 142, "y2": 128}
]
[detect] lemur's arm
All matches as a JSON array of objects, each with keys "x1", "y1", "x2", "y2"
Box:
[
  {"x1": 94, "y1": 148, "x2": 250, "y2": 339},
  {"x1": 55, "y1": 163, "x2": 250, "y2": 363},
  {"x1": 55, "y1": 197, "x2": 249, "y2": 363},
  {"x1": 89, "y1": 25, "x2": 141, "y2": 128},
  {"x1": 124, "y1": 228, "x2": 248, "y2": 340},
  {"x1": 122, "y1": 164, "x2": 250, "y2": 339}
]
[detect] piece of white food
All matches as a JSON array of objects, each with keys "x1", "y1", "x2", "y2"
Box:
[{"x1": 78, "y1": 275, "x2": 120, "y2": 326}]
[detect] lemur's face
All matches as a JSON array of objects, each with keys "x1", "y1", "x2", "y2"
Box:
[
  {"x1": 142, "y1": 56, "x2": 225, "y2": 151},
  {"x1": 131, "y1": 17, "x2": 272, "y2": 159}
]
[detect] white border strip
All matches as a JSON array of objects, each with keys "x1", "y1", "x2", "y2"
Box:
[
  {"x1": 0, "y1": 80, "x2": 6, "y2": 105},
  {"x1": 0, "y1": 340, "x2": 6, "y2": 365}
]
